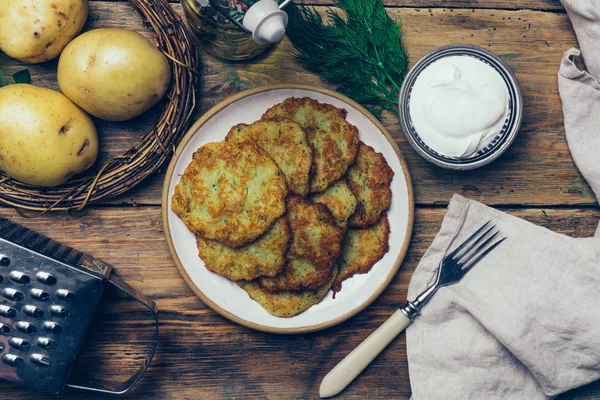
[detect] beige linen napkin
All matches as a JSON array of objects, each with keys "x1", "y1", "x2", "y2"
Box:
[
  {"x1": 406, "y1": 1, "x2": 600, "y2": 398},
  {"x1": 558, "y1": 1, "x2": 600, "y2": 235},
  {"x1": 406, "y1": 195, "x2": 600, "y2": 399}
]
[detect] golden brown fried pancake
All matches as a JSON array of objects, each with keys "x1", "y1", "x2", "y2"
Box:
[
  {"x1": 263, "y1": 97, "x2": 359, "y2": 193},
  {"x1": 197, "y1": 217, "x2": 290, "y2": 281},
  {"x1": 238, "y1": 266, "x2": 337, "y2": 318},
  {"x1": 259, "y1": 255, "x2": 332, "y2": 292},
  {"x1": 333, "y1": 215, "x2": 390, "y2": 292},
  {"x1": 311, "y1": 179, "x2": 357, "y2": 227},
  {"x1": 226, "y1": 117, "x2": 313, "y2": 196},
  {"x1": 171, "y1": 141, "x2": 288, "y2": 248},
  {"x1": 347, "y1": 142, "x2": 394, "y2": 228},
  {"x1": 258, "y1": 197, "x2": 344, "y2": 291}
]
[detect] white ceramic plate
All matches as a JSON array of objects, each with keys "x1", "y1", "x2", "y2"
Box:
[{"x1": 162, "y1": 85, "x2": 414, "y2": 334}]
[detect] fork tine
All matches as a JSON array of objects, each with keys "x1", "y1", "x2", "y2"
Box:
[
  {"x1": 453, "y1": 224, "x2": 495, "y2": 261},
  {"x1": 457, "y1": 231, "x2": 499, "y2": 265},
  {"x1": 448, "y1": 221, "x2": 492, "y2": 258},
  {"x1": 461, "y1": 237, "x2": 507, "y2": 272}
]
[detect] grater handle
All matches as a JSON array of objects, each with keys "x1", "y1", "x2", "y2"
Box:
[{"x1": 65, "y1": 273, "x2": 159, "y2": 395}]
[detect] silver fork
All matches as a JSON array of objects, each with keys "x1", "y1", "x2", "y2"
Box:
[{"x1": 319, "y1": 222, "x2": 506, "y2": 398}]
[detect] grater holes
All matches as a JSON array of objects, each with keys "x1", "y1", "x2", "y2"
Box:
[
  {"x1": 0, "y1": 276, "x2": 2, "y2": 284},
  {"x1": 0, "y1": 342, "x2": 3, "y2": 352},
  {"x1": 50, "y1": 305, "x2": 68, "y2": 318},
  {"x1": 22, "y1": 305, "x2": 43, "y2": 318},
  {"x1": 56, "y1": 289, "x2": 74, "y2": 301},
  {"x1": 42, "y1": 321, "x2": 62, "y2": 334},
  {"x1": 9, "y1": 271, "x2": 30, "y2": 284},
  {"x1": 0, "y1": 323, "x2": 10, "y2": 335},
  {"x1": 2, "y1": 354, "x2": 23, "y2": 368},
  {"x1": 36, "y1": 272, "x2": 57, "y2": 285},
  {"x1": 2, "y1": 288, "x2": 24, "y2": 301},
  {"x1": 0, "y1": 256, "x2": 10, "y2": 267},
  {"x1": 36, "y1": 337, "x2": 55, "y2": 351},
  {"x1": 0, "y1": 305, "x2": 16, "y2": 318},
  {"x1": 30, "y1": 354, "x2": 50, "y2": 367},
  {"x1": 30, "y1": 288, "x2": 49, "y2": 301},
  {"x1": 15, "y1": 321, "x2": 36, "y2": 334},
  {"x1": 8, "y1": 337, "x2": 30, "y2": 351}
]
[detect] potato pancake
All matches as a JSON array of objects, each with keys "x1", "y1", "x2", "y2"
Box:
[
  {"x1": 311, "y1": 179, "x2": 357, "y2": 227},
  {"x1": 258, "y1": 255, "x2": 333, "y2": 292},
  {"x1": 238, "y1": 266, "x2": 337, "y2": 318},
  {"x1": 197, "y1": 217, "x2": 290, "y2": 281},
  {"x1": 171, "y1": 141, "x2": 288, "y2": 248},
  {"x1": 347, "y1": 142, "x2": 394, "y2": 228},
  {"x1": 226, "y1": 117, "x2": 313, "y2": 196},
  {"x1": 259, "y1": 197, "x2": 344, "y2": 291},
  {"x1": 263, "y1": 97, "x2": 359, "y2": 193},
  {"x1": 333, "y1": 215, "x2": 390, "y2": 292}
]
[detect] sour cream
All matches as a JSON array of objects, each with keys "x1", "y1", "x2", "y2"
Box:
[{"x1": 409, "y1": 55, "x2": 509, "y2": 158}]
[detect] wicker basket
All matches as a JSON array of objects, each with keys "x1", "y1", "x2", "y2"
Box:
[{"x1": 0, "y1": 0, "x2": 198, "y2": 214}]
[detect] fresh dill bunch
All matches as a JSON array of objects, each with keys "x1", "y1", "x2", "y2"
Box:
[{"x1": 286, "y1": 0, "x2": 408, "y2": 119}]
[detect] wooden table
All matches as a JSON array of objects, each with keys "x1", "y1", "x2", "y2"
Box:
[{"x1": 1, "y1": 0, "x2": 599, "y2": 398}]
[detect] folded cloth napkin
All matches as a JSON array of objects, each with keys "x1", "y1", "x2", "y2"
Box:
[
  {"x1": 406, "y1": 1, "x2": 600, "y2": 398},
  {"x1": 406, "y1": 195, "x2": 600, "y2": 399},
  {"x1": 558, "y1": 1, "x2": 600, "y2": 235}
]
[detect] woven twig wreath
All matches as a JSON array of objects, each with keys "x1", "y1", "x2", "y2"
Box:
[{"x1": 0, "y1": 0, "x2": 198, "y2": 213}]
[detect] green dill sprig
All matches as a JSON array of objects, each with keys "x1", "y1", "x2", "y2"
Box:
[{"x1": 286, "y1": 0, "x2": 408, "y2": 119}]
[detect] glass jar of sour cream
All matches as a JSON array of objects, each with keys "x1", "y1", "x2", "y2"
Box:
[
  {"x1": 399, "y1": 45, "x2": 523, "y2": 170},
  {"x1": 409, "y1": 55, "x2": 509, "y2": 158}
]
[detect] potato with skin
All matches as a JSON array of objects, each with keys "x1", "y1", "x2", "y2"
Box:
[
  {"x1": 57, "y1": 28, "x2": 171, "y2": 122},
  {"x1": 0, "y1": 0, "x2": 88, "y2": 63},
  {"x1": 0, "y1": 84, "x2": 98, "y2": 187}
]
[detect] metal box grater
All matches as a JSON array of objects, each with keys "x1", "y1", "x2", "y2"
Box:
[{"x1": 0, "y1": 218, "x2": 158, "y2": 395}]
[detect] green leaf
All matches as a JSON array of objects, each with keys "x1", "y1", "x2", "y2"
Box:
[
  {"x1": 12, "y1": 69, "x2": 31, "y2": 84},
  {"x1": 286, "y1": 0, "x2": 408, "y2": 120},
  {"x1": 0, "y1": 69, "x2": 7, "y2": 87}
]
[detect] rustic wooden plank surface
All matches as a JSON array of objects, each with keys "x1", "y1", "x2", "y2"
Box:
[
  {"x1": 311, "y1": 0, "x2": 565, "y2": 9},
  {"x1": 1, "y1": 0, "x2": 599, "y2": 398},
  {"x1": 0, "y1": 206, "x2": 597, "y2": 399},
  {"x1": 109, "y1": 0, "x2": 567, "y2": 12},
  {"x1": 0, "y1": 2, "x2": 593, "y2": 207}
]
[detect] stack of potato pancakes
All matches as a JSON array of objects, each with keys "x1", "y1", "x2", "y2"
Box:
[{"x1": 172, "y1": 97, "x2": 394, "y2": 317}]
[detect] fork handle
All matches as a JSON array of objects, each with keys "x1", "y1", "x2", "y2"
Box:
[{"x1": 319, "y1": 309, "x2": 411, "y2": 398}]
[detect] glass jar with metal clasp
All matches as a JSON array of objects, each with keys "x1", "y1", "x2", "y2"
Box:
[{"x1": 182, "y1": 0, "x2": 292, "y2": 61}]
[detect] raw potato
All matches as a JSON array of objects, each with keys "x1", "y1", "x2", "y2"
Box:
[
  {"x1": 0, "y1": 0, "x2": 88, "y2": 63},
  {"x1": 57, "y1": 28, "x2": 171, "y2": 122},
  {"x1": 0, "y1": 84, "x2": 98, "y2": 187}
]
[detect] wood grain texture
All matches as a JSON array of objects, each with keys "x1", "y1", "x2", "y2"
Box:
[
  {"x1": 0, "y1": 206, "x2": 597, "y2": 399},
  {"x1": 104, "y1": 0, "x2": 566, "y2": 12},
  {"x1": 1, "y1": 1, "x2": 599, "y2": 398},
  {"x1": 0, "y1": 2, "x2": 592, "y2": 207},
  {"x1": 309, "y1": 0, "x2": 565, "y2": 10}
]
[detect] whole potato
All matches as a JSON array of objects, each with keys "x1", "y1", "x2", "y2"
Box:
[
  {"x1": 0, "y1": 84, "x2": 98, "y2": 187},
  {"x1": 0, "y1": 0, "x2": 88, "y2": 63},
  {"x1": 57, "y1": 28, "x2": 171, "y2": 122}
]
